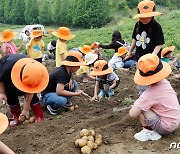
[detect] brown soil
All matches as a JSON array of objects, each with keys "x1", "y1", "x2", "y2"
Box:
[{"x1": 0, "y1": 60, "x2": 180, "y2": 154}]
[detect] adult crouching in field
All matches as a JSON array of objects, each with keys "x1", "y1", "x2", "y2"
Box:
[
  {"x1": 0, "y1": 113, "x2": 15, "y2": 154},
  {"x1": 0, "y1": 54, "x2": 49, "y2": 126},
  {"x1": 52, "y1": 27, "x2": 75, "y2": 67},
  {"x1": 27, "y1": 30, "x2": 46, "y2": 63},
  {"x1": 41, "y1": 51, "x2": 87, "y2": 115},
  {"x1": 129, "y1": 54, "x2": 180, "y2": 141},
  {"x1": 0, "y1": 29, "x2": 24, "y2": 55}
]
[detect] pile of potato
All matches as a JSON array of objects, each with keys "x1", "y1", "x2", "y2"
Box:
[
  {"x1": 18, "y1": 115, "x2": 35, "y2": 125},
  {"x1": 74, "y1": 129, "x2": 103, "y2": 154}
]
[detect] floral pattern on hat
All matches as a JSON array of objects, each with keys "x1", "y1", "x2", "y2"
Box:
[{"x1": 136, "y1": 31, "x2": 150, "y2": 49}]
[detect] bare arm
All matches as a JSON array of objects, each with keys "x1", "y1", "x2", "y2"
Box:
[
  {"x1": 109, "y1": 80, "x2": 116, "y2": 90},
  {"x1": 129, "y1": 105, "x2": 142, "y2": 118},
  {"x1": 27, "y1": 46, "x2": 30, "y2": 57},
  {"x1": 93, "y1": 81, "x2": 99, "y2": 97},
  {"x1": 152, "y1": 45, "x2": 162, "y2": 55},
  {"x1": 17, "y1": 43, "x2": 24, "y2": 52},
  {"x1": 0, "y1": 141, "x2": 15, "y2": 154},
  {"x1": 125, "y1": 39, "x2": 136, "y2": 59},
  {"x1": 86, "y1": 72, "x2": 95, "y2": 80},
  {"x1": 20, "y1": 93, "x2": 34, "y2": 118},
  {"x1": 41, "y1": 47, "x2": 44, "y2": 55},
  {"x1": 56, "y1": 83, "x2": 82, "y2": 96},
  {"x1": 60, "y1": 53, "x2": 65, "y2": 61}
]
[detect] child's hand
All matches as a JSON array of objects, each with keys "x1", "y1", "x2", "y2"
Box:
[
  {"x1": 0, "y1": 93, "x2": 7, "y2": 103},
  {"x1": 74, "y1": 90, "x2": 83, "y2": 96},
  {"x1": 91, "y1": 95, "x2": 98, "y2": 101},
  {"x1": 20, "y1": 110, "x2": 29, "y2": 119}
]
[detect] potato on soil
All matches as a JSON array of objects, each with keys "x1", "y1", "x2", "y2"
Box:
[
  {"x1": 29, "y1": 117, "x2": 35, "y2": 123},
  {"x1": 95, "y1": 133, "x2": 102, "y2": 139},
  {"x1": 95, "y1": 138, "x2": 102, "y2": 146},
  {"x1": 74, "y1": 105, "x2": 79, "y2": 109},
  {"x1": 93, "y1": 143, "x2": 98, "y2": 149},
  {"x1": 82, "y1": 136, "x2": 88, "y2": 141},
  {"x1": 69, "y1": 106, "x2": 75, "y2": 111},
  {"x1": 81, "y1": 146, "x2": 91, "y2": 154},
  {"x1": 23, "y1": 119, "x2": 30, "y2": 125},
  {"x1": 87, "y1": 136, "x2": 94, "y2": 142},
  {"x1": 78, "y1": 139, "x2": 87, "y2": 147},
  {"x1": 87, "y1": 141, "x2": 94, "y2": 150},
  {"x1": 18, "y1": 115, "x2": 26, "y2": 122},
  {"x1": 89, "y1": 130, "x2": 95, "y2": 136},
  {"x1": 74, "y1": 139, "x2": 81, "y2": 147},
  {"x1": 80, "y1": 129, "x2": 90, "y2": 137}
]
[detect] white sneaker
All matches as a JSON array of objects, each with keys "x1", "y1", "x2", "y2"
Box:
[{"x1": 134, "y1": 128, "x2": 161, "y2": 141}]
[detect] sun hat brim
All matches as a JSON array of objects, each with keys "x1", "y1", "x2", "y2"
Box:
[
  {"x1": 0, "y1": 113, "x2": 9, "y2": 134},
  {"x1": 52, "y1": 32, "x2": 75, "y2": 40},
  {"x1": 134, "y1": 61, "x2": 171, "y2": 86},
  {"x1": 30, "y1": 34, "x2": 46, "y2": 39},
  {"x1": 78, "y1": 47, "x2": 94, "y2": 54},
  {"x1": 86, "y1": 54, "x2": 98, "y2": 65},
  {"x1": 90, "y1": 67, "x2": 113, "y2": 76},
  {"x1": 114, "y1": 51, "x2": 127, "y2": 57},
  {"x1": 11, "y1": 58, "x2": 49, "y2": 93},
  {"x1": 133, "y1": 12, "x2": 162, "y2": 19},
  {"x1": 0, "y1": 32, "x2": 18, "y2": 42},
  {"x1": 61, "y1": 61, "x2": 87, "y2": 66}
]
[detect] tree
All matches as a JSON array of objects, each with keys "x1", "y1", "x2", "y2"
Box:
[
  {"x1": 4, "y1": 0, "x2": 13, "y2": 23},
  {"x1": 9, "y1": 0, "x2": 26, "y2": 24},
  {"x1": 38, "y1": 0, "x2": 52, "y2": 25},
  {"x1": 24, "y1": 0, "x2": 39, "y2": 24},
  {"x1": 0, "y1": 0, "x2": 5, "y2": 23}
]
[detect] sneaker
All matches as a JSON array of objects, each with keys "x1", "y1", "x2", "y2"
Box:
[
  {"x1": 98, "y1": 89, "x2": 105, "y2": 97},
  {"x1": 134, "y1": 128, "x2": 161, "y2": 141},
  {"x1": 47, "y1": 105, "x2": 59, "y2": 115},
  {"x1": 64, "y1": 101, "x2": 73, "y2": 108},
  {"x1": 108, "y1": 89, "x2": 114, "y2": 97}
]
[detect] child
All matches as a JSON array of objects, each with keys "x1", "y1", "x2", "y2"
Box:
[
  {"x1": 125, "y1": 0, "x2": 165, "y2": 95},
  {"x1": 0, "y1": 113, "x2": 15, "y2": 154},
  {"x1": 161, "y1": 46, "x2": 175, "y2": 63},
  {"x1": 52, "y1": 27, "x2": 75, "y2": 67},
  {"x1": 47, "y1": 40, "x2": 57, "y2": 59},
  {"x1": 77, "y1": 52, "x2": 98, "y2": 82},
  {"x1": 90, "y1": 60, "x2": 120, "y2": 100},
  {"x1": 0, "y1": 29, "x2": 24, "y2": 55},
  {"x1": 98, "y1": 30, "x2": 126, "y2": 53},
  {"x1": 171, "y1": 53, "x2": 180, "y2": 71},
  {"x1": 27, "y1": 29, "x2": 45, "y2": 63},
  {"x1": 23, "y1": 29, "x2": 31, "y2": 49},
  {"x1": 126, "y1": 0, "x2": 164, "y2": 62},
  {"x1": 129, "y1": 54, "x2": 180, "y2": 141},
  {"x1": 41, "y1": 51, "x2": 86, "y2": 115},
  {"x1": 108, "y1": 46, "x2": 128, "y2": 70},
  {"x1": 0, "y1": 54, "x2": 49, "y2": 126}
]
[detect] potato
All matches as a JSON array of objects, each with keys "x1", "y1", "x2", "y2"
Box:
[
  {"x1": 23, "y1": 119, "x2": 30, "y2": 125},
  {"x1": 18, "y1": 115, "x2": 26, "y2": 122},
  {"x1": 78, "y1": 139, "x2": 87, "y2": 147},
  {"x1": 95, "y1": 133, "x2": 102, "y2": 139},
  {"x1": 80, "y1": 129, "x2": 90, "y2": 137},
  {"x1": 87, "y1": 141, "x2": 94, "y2": 150},
  {"x1": 29, "y1": 117, "x2": 35, "y2": 123},
  {"x1": 82, "y1": 136, "x2": 88, "y2": 141},
  {"x1": 95, "y1": 138, "x2": 102, "y2": 146},
  {"x1": 81, "y1": 146, "x2": 91, "y2": 154},
  {"x1": 87, "y1": 136, "x2": 94, "y2": 142},
  {"x1": 89, "y1": 130, "x2": 95, "y2": 136},
  {"x1": 74, "y1": 139, "x2": 81, "y2": 147},
  {"x1": 74, "y1": 105, "x2": 79, "y2": 109},
  {"x1": 93, "y1": 143, "x2": 98, "y2": 149},
  {"x1": 69, "y1": 106, "x2": 75, "y2": 111}
]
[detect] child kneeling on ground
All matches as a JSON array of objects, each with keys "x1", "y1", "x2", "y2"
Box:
[
  {"x1": 90, "y1": 60, "x2": 120, "y2": 101},
  {"x1": 76, "y1": 52, "x2": 98, "y2": 83},
  {"x1": 129, "y1": 54, "x2": 180, "y2": 141},
  {"x1": 41, "y1": 51, "x2": 86, "y2": 115}
]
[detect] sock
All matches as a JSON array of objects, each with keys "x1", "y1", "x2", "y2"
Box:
[{"x1": 144, "y1": 126, "x2": 153, "y2": 131}]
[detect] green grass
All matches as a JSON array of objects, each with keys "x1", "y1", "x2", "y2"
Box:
[
  {"x1": 1, "y1": 10, "x2": 180, "y2": 56},
  {"x1": 0, "y1": 24, "x2": 24, "y2": 31}
]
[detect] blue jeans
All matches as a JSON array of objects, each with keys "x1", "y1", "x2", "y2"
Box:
[
  {"x1": 42, "y1": 80, "x2": 78, "y2": 109},
  {"x1": 124, "y1": 59, "x2": 136, "y2": 68}
]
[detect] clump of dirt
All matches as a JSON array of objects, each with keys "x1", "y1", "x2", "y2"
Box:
[{"x1": 0, "y1": 61, "x2": 179, "y2": 154}]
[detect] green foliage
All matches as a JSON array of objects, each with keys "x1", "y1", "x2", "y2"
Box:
[
  {"x1": 24, "y1": 0, "x2": 39, "y2": 24},
  {"x1": 9, "y1": 0, "x2": 26, "y2": 24},
  {"x1": 3, "y1": 0, "x2": 13, "y2": 23},
  {"x1": 38, "y1": 0, "x2": 52, "y2": 25},
  {"x1": 0, "y1": 0, "x2": 5, "y2": 22}
]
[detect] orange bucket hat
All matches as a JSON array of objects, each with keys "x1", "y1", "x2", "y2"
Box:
[
  {"x1": 134, "y1": 54, "x2": 171, "y2": 86},
  {"x1": 52, "y1": 27, "x2": 75, "y2": 40},
  {"x1": 0, "y1": 29, "x2": 18, "y2": 42},
  {"x1": 90, "y1": 60, "x2": 113, "y2": 76},
  {"x1": 115, "y1": 46, "x2": 128, "y2": 56},
  {"x1": 61, "y1": 50, "x2": 87, "y2": 66},
  {"x1": 91, "y1": 42, "x2": 100, "y2": 49},
  {"x1": 11, "y1": 58, "x2": 49, "y2": 93},
  {"x1": 79, "y1": 45, "x2": 95, "y2": 54},
  {"x1": 133, "y1": 0, "x2": 162, "y2": 19},
  {"x1": 161, "y1": 46, "x2": 175, "y2": 58},
  {"x1": 30, "y1": 30, "x2": 46, "y2": 38},
  {"x1": 0, "y1": 113, "x2": 9, "y2": 134}
]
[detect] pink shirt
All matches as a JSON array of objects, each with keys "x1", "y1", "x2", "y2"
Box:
[
  {"x1": 1, "y1": 42, "x2": 18, "y2": 54},
  {"x1": 134, "y1": 79, "x2": 180, "y2": 132}
]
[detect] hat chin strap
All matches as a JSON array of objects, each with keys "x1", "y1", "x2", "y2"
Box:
[{"x1": 139, "y1": 61, "x2": 163, "y2": 77}]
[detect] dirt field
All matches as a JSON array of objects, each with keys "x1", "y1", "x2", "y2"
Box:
[{"x1": 0, "y1": 60, "x2": 180, "y2": 154}]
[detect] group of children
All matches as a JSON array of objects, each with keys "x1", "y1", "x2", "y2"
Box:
[{"x1": 0, "y1": 0, "x2": 180, "y2": 153}]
